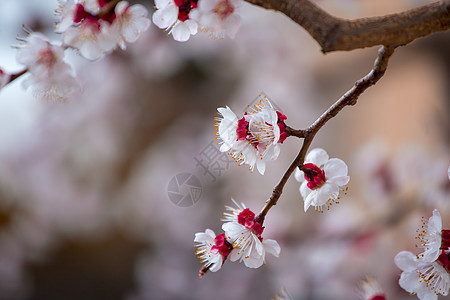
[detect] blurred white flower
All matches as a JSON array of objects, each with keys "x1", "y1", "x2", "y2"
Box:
[
  {"x1": 295, "y1": 148, "x2": 349, "y2": 212},
  {"x1": 56, "y1": 0, "x2": 150, "y2": 60},
  {"x1": 194, "y1": 229, "x2": 232, "y2": 274},
  {"x1": 222, "y1": 199, "x2": 280, "y2": 268},
  {"x1": 113, "y1": 1, "x2": 151, "y2": 50},
  {"x1": 15, "y1": 32, "x2": 80, "y2": 102},
  {"x1": 190, "y1": 0, "x2": 242, "y2": 39},
  {"x1": 215, "y1": 97, "x2": 287, "y2": 174},
  {"x1": 357, "y1": 275, "x2": 386, "y2": 300},
  {"x1": 416, "y1": 209, "x2": 443, "y2": 262},
  {"x1": 152, "y1": 0, "x2": 198, "y2": 42},
  {"x1": 395, "y1": 250, "x2": 449, "y2": 300},
  {"x1": 62, "y1": 16, "x2": 117, "y2": 60}
]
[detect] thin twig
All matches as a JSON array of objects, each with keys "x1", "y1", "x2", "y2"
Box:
[
  {"x1": 245, "y1": 0, "x2": 450, "y2": 53},
  {"x1": 257, "y1": 45, "x2": 397, "y2": 220}
]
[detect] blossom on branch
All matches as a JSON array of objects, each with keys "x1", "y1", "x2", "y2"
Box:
[
  {"x1": 222, "y1": 199, "x2": 280, "y2": 268},
  {"x1": 294, "y1": 148, "x2": 350, "y2": 212},
  {"x1": 395, "y1": 251, "x2": 449, "y2": 300},
  {"x1": 15, "y1": 32, "x2": 79, "y2": 102},
  {"x1": 152, "y1": 0, "x2": 199, "y2": 42},
  {"x1": 416, "y1": 209, "x2": 444, "y2": 262},
  {"x1": 395, "y1": 209, "x2": 450, "y2": 300},
  {"x1": 190, "y1": 0, "x2": 243, "y2": 39},
  {"x1": 214, "y1": 97, "x2": 288, "y2": 174},
  {"x1": 194, "y1": 228, "x2": 232, "y2": 275}
]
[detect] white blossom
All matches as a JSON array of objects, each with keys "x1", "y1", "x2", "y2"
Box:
[
  {"x1": 416, "y1": 209, "x2": 443, "y2": 262},
  {"x1": 194, "y1": 229, "x2": 230, "y2": 273},
  {"x1": 190, "y1": 0, "x2": 242, "y2": 39},
  {"x1": 294, "y1": 148, "x2": 350, "y2": 212},
  {"x1": 113, "y1": 1, "x2": 151, "y2": 50},
  {"x1": 63, "y1": 19, "x2": 118, "y2": 60},
  {"x1": 395, "y1": 251, "x2": 449, "y2": 300},
  {"x1": 215, "y1": 97, "x2": 287, "y2": 175},
  {"x1": 152, "y1": 0, "x2": 198, "y2": 42},
  {"x1": 222, "y1": 199, "x2": 280, "y2": 268},
  {"x1": 15, "y1": 33, "x2": 80, "y2": 102}
]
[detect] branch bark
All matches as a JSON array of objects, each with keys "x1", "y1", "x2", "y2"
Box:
[
  {"x1": 257, "y1": 45, "x2": 396, "y2": 219},
  {"x1": 245, "y1": 0, "x2": 450, "y2": 52}
]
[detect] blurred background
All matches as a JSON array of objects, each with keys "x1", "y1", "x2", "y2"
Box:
[{"x1": 0, "y1": 0, "x2": 448, "y2": 299}]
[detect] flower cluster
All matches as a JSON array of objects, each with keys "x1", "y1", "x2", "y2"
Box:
[
  {"x1": 215, "y1": 96, "x2": 288, "y2": 175},
  {"x1": 56, "y1": 0, "x2": 150, "y2": 60},
  {"x1": 194, "y1": 199, "x2": 280, "y2": 275},
  {"x1": 395, "y1": 209, "x2": 450, "y2": 299},
  {"x1": 153, "y1": 0, "x2": 242, "y2": 41},
  {"x1": 15, "y1": 32, "x2": 80, "y2": 102},
  {"x1": 295, "y1": 148, "x2": 350, "y2": 213}
]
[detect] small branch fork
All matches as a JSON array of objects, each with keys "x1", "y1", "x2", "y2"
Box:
[
  {"x1": 245, "y1": 0, "x2": 450, "y2": 53},
  {"x1": 257, "y1": 45, "x2": 396, "y2": 221}
]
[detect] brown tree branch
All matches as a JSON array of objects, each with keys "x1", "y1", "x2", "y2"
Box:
[
  {"x1": 257, "y1": 45, "x2": 396, "y2": 220},
  {"x1": 245, "y1": 0, "x2": 450, "y2": 53}
]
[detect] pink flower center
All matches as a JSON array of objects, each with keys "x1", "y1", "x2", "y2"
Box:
[
  {"x1": 436, "y1": 250, "x2": 450, "y2": 272},
  {"x1": 213, "y1": 0, "x2": 234, "y2": 21},
  {"x1": 237, "y1": 208, "x2": 264, "y2": 239},
  {"x1": 236, "y1": 117, "x2": 249, "y2": 141},
  {"x1": 276, "y1": 111, "x2": 287, "y2": 144},
  {"x1": 441, "y1": 229, "x2": 450, "y2": 250},
  {"x1": 37, "y1": 47, "x2": 58, "y2": 70},
  {"x1": 369, "y1": 296, "x2": 386, "y2": 300},
  {"x1": 303, "y1": 163, "x2": 326, "y2": 190},
  {"x1": 74, "y1": 4, "x2": 89, "y2": 23},
  {"x1": 210, "y1": 233, "x2": 232, "y2": 259},
  {"x1": 174, "y1": 0, "x2": 198, "y2": 22}
]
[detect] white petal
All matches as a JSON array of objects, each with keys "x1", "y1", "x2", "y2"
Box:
[
  {"x1": 218, "y1": 106, "x2": 237, "y2": 120},
  {"x1": 323, "y1": 158, "x2": 348, "y2": 179},
  {"x1": 209, "y1": 256, "x2": 223, "y2": 272},
  {"x1": 416, "y1": 289, "x2": 438, "y2": 300},
  {"x1": 328, "y1": 175, "x2": 350, "y2": 186},
  {"x1": 305, "y1": 148, "x2": 329, "y2": 166},
  {"x1": 152, "y1": 4, "x2": 178, "y2": 29},
  {"x1": 394, "y1": 251, "x2": 418, "y2": 272},
  {"x1": 299, "y1": 181, "x2": 311, "y2": 199},
  {"x1": 429, "y1": 209, "x2": 442, "y2": 233},
  {"x1": 256, "y1": 158, "x2": 266, "y2": 175},
  {"x1": 172, "y1": 21, "x2": 193, "y2": 42},
  {"x1": 263, "y1": 239, "x2": 280, "y2": 257},
  {"x1": 314, "y1": 183, "x2": 339, "y2": 206},
  {"x1": 294, "y1": 167, "x2": 305, "y2": 182},
  {"x1": 399, "y1": 270, "x2": 421, "y2": 294},
  {"x1": 228, "y1": 248, "x2": 241, "y2": 262},
  {"x1": 243, "y1": 246, "x2": 264, "y2": 268},
  {"x1": 304, "y1": 190, "x2": 316, "y2": 212},
  {"x1": 224, "y1": 14, "x2": 241, "y2": 39},
  {"x1": 154, "y1": 0, "x2": 172, "y2": 9},
  {"x1": 185, "y1": 19, "x2": 198, "y2": 34},
  {"x1": 254, "y1": 236, "x2": 264, "y2": 255}
]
